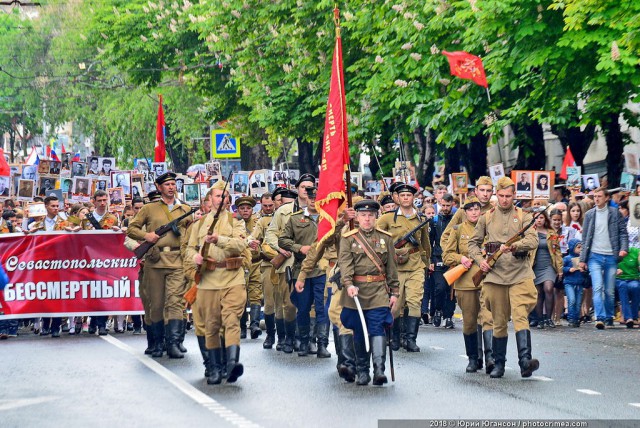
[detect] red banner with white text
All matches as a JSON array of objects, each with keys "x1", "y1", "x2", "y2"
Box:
[{"x1": 0, "y1": 231, "x2": 142, "y2": 319}]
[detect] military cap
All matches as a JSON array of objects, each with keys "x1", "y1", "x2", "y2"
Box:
[
  {"x1": 354, "y1": 199, "x2": 380, "y2": 212},
  {"x1": 273, "y1": 187, "x2": 298, "y2": 199},
  {"x1": 475, "y1": 176, "x2": 493, "y2": 187},
  {"x1": 380, "y1": 194, "x2": 394, "y2": 206},
  {"x1": 352, "y1": 195, "x2": 364, "y2": 205},
  {"x1": 296, "y1": 173, "x2": 316, "y2": 187},
  {"x1": 210, "y1": 180, "x2": 228, "y2": 191},
  {"x1": 394, "y1": 183, "x2": 418, "y2": 195},
  {"x1": 496, "y1": 176, "x2": 515, "y2": 191},
  {"x1": 147, "y1": 190, "x2": 161, "y2": 202},
  {"x1": 155, "y1": 171, "x2": 177, "y2": 185},
  {"x1": 236, "y1": 196, "x2": 256, "y2": 208},
  {"x1": 463, "y1": 196, "x2": 481, "y2": 210},
  {"x1": 388, "y1": 181, "x2": 405, "y2": 193}
]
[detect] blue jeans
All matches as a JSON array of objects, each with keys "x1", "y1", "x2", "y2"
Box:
[
  {"x1": 587, "y1": 253, "x2": 618, "y2": 321},
  {"x1": 564, "y1": 283, "x2": 584, "y2": 323},
  {"x1": 291, "y1": 274, "x2": 327, "y2": 327},
  {"x1": 616, "y1": 279, "x2": 640, "y2": 321}
]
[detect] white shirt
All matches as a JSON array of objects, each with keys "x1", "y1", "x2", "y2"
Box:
[{"x1": 44, "y1": 216, "x2": 57, "y2": 232}]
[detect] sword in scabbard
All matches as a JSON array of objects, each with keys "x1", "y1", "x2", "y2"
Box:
[
  {"x1": 386, "y1": 325, "x2": 395, "y2": 382},
  {"x1": 353, "y1": 295, "x2": 369, "y2": 353}
]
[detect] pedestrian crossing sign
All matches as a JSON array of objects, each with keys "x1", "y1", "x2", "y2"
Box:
[{"x1": 211, "y1": 130, "x2": 241, "y2": 159}]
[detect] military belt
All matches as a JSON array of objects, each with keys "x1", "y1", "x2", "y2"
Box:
[
  {"x1": 354, "y1": 274, "x2": 386, "y2": 283},
  {"x1": 159, "y1": 246, "x2": 180, "y2": 252}
]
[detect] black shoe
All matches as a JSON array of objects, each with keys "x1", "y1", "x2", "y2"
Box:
[
  {"x1": 482, "y1": 330, "x2": 495, "y2": 375},
  {"x1": 88, "y1": 325, "x2": 97, "y2": 335},
  {"x1": 316, "y1": 323, "x2": 331, "y2": 358},
  {"x1": 133, "y1": 327, "x2": 142, "y2": 335},
  {"x1": 207, "y1": 348, "x2": 223, "y2": 385},
  {"x1": 166, "y1": 319, "x2": 185, "y2": 359},
  {"x1": 546, "y1": 318, "x2": 556, "y2": 328},
  {"x1": 445, "y1": 318, "x2": 454, "y2": 329},
  {"x1": 249, "y1": 304, "x2": 263, "y2": 339},
  {"x1": 489, "y1": 336, "x2": 508, "y2": 379},
  {"x1": 98, "y1": 326, "x2": 108, "y2": 336},
  {"x1": 421, "y1": 313, "x2": 430, "y2": 325},
  {"x1": 226, "y1": 345, "x2": 244, "y2": 383},
  {"x1": 40, "y1": 328, "x2": 50, "y2": 336},
  {"x1": 371, "y1": 336, "x2": 388, "y2": 386},
  {"x1": 282, "y1": 320, "x2": 296, "y2": 354},
  {"x1": 463, "y1": 333, "x2": 479, "y2": 373},
  {"x1": 595, "y1": 321, "x2": 605, "y2": 330},
  {"x1": 338, "y1": 334, "x2": 356, "y2": 383},
  {"x1": 529, "y1": 319, "x2": 539, "y2": 328},
  {"x1": 275, "y1": 318, "x2": 286, "y2": 351},
  {"x1": 404, "y1": 316, "x2": 421, "y2": 352},
  {"x1": 51, "y1": 329, "x2": 61, "y2": 338},
  {"x1": 605, "y1": 319, "x2": 614, "y2": 327},
  {"x1": 433, "y1": 310, "x2": 442, "y2": 327},
  {"x1": 537, "y1": 317, "x2": 545, "y2": 329},
  {"x1": 516, "y1": 330, "x2": 539, "y2": 378},
  {"x1": 263, "y1": 314, "x2": 276, "y2": 349}
]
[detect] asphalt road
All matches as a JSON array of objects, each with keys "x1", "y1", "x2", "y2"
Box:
[{"x1": 2, "y1": 320, "x2": 640, "y2": 428}]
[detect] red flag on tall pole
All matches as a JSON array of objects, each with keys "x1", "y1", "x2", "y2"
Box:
[
  {"x1": 315, "y1": 8, "x2": 351, "y2": 246},
  {"x1": 0, "y1": 148, "x2": 10, "y2": 176},
  {"x1": 441, "y1": 50, "x2": 488, "y2": 88},
  {"x1": 559, "y1": 147, "x2": 576, "y2": 180},
  {"x1": 154, "y1": 94, "x2": 166, "y2": 162}
]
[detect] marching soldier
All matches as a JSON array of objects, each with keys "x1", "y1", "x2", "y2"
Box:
[
  {"x1": 441, "y1": 176, "x2": 496, "y2": 372},
  {"x1": 468, "y1": 177, "x2": 539, "y2": 379},
  {"x1": 441, "y1": 196, "x2": 495, "y2": 373},
  {"x1": 127, "y1": 172, "x2": 193, "y2": 359},
  {"x1": 377, "y1": 183, "x2": 431, "y2": 352},
  {"x1": 185, "y1": 180, "x2": 248, "y2": 384},
  {"x1": 235, "y1": 196, "x2": 263, "y2": 339},
  {"x1": 338, "y1": 200, "x2": 399, "y2": 386},
  {"x1": 429, "y1": 193, "x2": 455, "y2": 328},
  {"x1": 379, "y1": 194, "x2": 397, "y2": 214}
]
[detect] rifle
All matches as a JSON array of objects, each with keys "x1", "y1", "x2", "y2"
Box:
[
  {"x1": 393, "y1": 217, "x2": 430, "y2": 249},
  {"x1": 86, "y1": 212, "x2": 103, "y2": 230},
  {"x1": 471, "y1": 208, "x2": 545, "y2": 287},
  {"x1": 194, "y1": 171, "x2": 233, "y2": 285},
  {"x1": 134, "y1": 207, "x2": 197, "y2": 259},
  {"x1": 285, "y1": 266, "x2": 294, "y2": 292}
]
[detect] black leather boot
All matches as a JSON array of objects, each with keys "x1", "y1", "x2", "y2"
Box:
[
  {"x1": 476, "y1": 325, "x2": 484, "y2": 370},
  {"x1": 151, "y1": 322, "x2": 165, "y2": 358},
  {"x1": 275, "y1": 318, "x2": 286, "y2": 351},
  {"x1": 297, "y1": 324, "x2": 310, "y2": 356},
  {"x1": 144, "y1": 324, "x2": 155, "y2": 355},
  {"x1": 240, "y1": 309, "x2": 248, "y2": 339},
  {"x1": 226, "y1": 345, "x2": 244, "y2": 383},
  {"x1": 308, "y1": 317, "x2": 317, "y2": 354},
  {"x1": 249, "y1": 304, "x2": 262, "y2": 339},
  {"x1": 354, "y1": 337, "x2": 371, "y2": 386},
  {"x1": 404, "y1": 316, "x2": 421, "y2": 352},
  {"x1": 391, "y1": 319, "x2": 402, "y2": 351},
  {"x1": 282, "y1": 320, "x2": 296, "y2": 354},
  {"x1": 206, "y1": 348, "x2": 223, "y2": 385},
  {"x1": 516, "y1": 329, "x2": 539, "y2": 378},
  {"x1": 166, "y1": 319, "x2": 184, "y2": 359},
  {"x1": 489, "y1": 336, "x2": 508, "y2": 378},
  {"x1": 220, "y1": 336, "x2": 228, "y2": 379},
  {"x1": 177, "y1": 319, "x2": 188, "y2": 353},
  {"x1": 338, "y1": 334, "x2": 356, "y2": 383},
  {"x1": 334, "y1": 328, "x2": 344, "y2": 372},
  {"x1": 197, "y1": 335, "x2": 210, "y2": 377},
  {"x1": 371, "y1": 336, "x2": 388, "y2": 386},
  {"x1": 463, "y1": 333, "x2": 480, "y2": 373},
  {"x1": 263, "y1": 314, "x2": 276, "y2": 349},
  {"x1": 316, "y1": 323, "x2": 331, "y2": 358},
  {"x1": 483, "y1": 329, "x2": 495, "y2": 375}
]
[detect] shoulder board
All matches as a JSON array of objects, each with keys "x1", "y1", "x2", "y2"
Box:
[
  {"x1": 342, "y1": 229, "x2": 359, "y2": 238},
  {"x1": 452, "y1": 225, "x2": 459, "y2": 231},
  {"x1": 292, "y1": 209, "x2": 304, "y2": 216},
  {"x1": 376, "y1": 228, "x2": 392, "y2": 237}
]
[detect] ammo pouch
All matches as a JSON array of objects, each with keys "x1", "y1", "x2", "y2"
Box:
[
  {"x1": 395, "y1": 247, "x2": 419, "y2": 265},
  {"x1": 513, "y1": 251, "x2": 529, "y2": 260},
  {"x1": 146, "y1": 246, "x2": 161, "y2": 263}
]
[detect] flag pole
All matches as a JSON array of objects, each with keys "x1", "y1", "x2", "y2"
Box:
[{"x1": 485, "y1": 87, "x2": 491, "y2": 103}]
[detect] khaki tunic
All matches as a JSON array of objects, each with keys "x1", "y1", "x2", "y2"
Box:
[
  {"x1": 338, "y1": 228, "x2": 399, "y2": 310},
  {"x1": 82, "y1": 212, "x2": 119, "y2": 230},
  {"x1": 279, "y1": 209, "x2": 324, "y2": 279},
  {"x1": 30, "y1": 215, "x2": 69, "y2": 232},
  {"x1": 242, "y1": 214, "x2": 262, "y2": 304},
  {"x1": 250, "y1": 214, "x2": 276, "y2": 314},
  {"x1": 440, "y1": 202, "x2": 493, "y2": 249},
  {"x1": 376, "y1": 209, "x2": 431, "y2": 271},
  {"x1": 441, "y1": 221, "x2": 482, "y2": 291},
  {"x1": 264, "y1": 202, "x2": 296, "y2": 273}
]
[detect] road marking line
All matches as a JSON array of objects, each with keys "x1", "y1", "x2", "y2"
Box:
[
  {"x1": 0, "y1": 396, "x2": 60, "y2": 411},
  {"x1": 431, "y1": 346, "x2": 445, "y2": 350},
  {"x1": 458, "y1": 355, "x2": 468, "y2": 359},
  {"x1": 531, "y1": 376, "x2": 553, "y2": 381},
  {"x1": 102, "y1": 335, "x2": 260, "y2": 428},
  {"x1": 628, "y1": 403, "x2": 640, "y2": 408},
  {"x1": 504, "y1": 366, "x2": 514, "y2": 371},
  {"x1": 577, "y1": 389, "x2": 601, "y2": 395}
]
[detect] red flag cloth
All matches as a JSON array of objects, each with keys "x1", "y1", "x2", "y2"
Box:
[
  {"x1": 0, "y1": 148, "x2": 10, "y2": 175},
  {"x1": 45, "y1": 145, "x2": 51, "y2": 159},
  {"x1": 154, "y1": 95, "x2": 166, "y2": 162},
  {"x1": 559, "y1": 147, "x2": 576, "y2": 180},
  {"x1": 61, "y1": 143, "x2": 67, "y2": 154},
  {"x1": 315, "y1": 22, "x2": 350, "y2": 246},
  {"x1": 441, "y1": 51, "x2": 488, "y2": 88},
  {"x1": 50, "y1": 150, "x2": 61, "y2": 162}
]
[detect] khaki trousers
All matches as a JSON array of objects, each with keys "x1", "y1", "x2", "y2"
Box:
[
  {"x1": 246, "y1": 262, "x2": 263, "y2": 305},
  {"x1": 275, "y1": 273, "x2": 297, "y2": 321},
  {"x1": 138, "y1": 266, "x2": 151, "y2": 326},
  {"x1": 197, "y1": 285, "x2": 247, "y2": 348},
  {"x1": 483, "y1": 279, "x2": 537, "y2": 338},
  {"x1": 262, "y1": 265, "x2": 276, "y2": 315},
  {"x1": 143, "y1": 263, "x2": 188, "y2": 323},
  {"x1": 394, "y1": 269, "x2": 425, "y2": 318}
]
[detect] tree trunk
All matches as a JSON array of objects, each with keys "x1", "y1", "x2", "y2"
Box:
[
  {"x1": 552, "y1": 125, "x2": 595, "y2": 167},
  {"x1": 466, "y1": 132, "x2": 488, "y2": 181},
  {"x1": 444, "y1": 143, "x2": 461, "y2": 181},
  {"x1": 297, "y1": 137, "x2": 315, "y2": 175},
  {"x1": 603, "y1": 113, "x2": 624, "y2": 188},
  {"x1": 513, "y1": 123, "x2": 545, "y2": 170},
  {"x1": 413, "y1": 126, "x2": 436, "y2": 187},
  {"x1": 241, "y1": 142, "x2": 271, "y2": 170},
  {"x1": 9, "y1": 127, "x2": 16, "y2": 163}
]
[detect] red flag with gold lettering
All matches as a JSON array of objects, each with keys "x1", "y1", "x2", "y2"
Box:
[
  {"x1": 316, "y1": 9, "x2": 350, "y2": 246},
  {"x1": 441, "y1": 50, "x2": 488, "y2": 88}
]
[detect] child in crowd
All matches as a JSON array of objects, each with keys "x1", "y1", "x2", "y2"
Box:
[
  {"x1": 615, "y1": 247, "x2": 640, "y2": 329},
  {"x1": 563, "y1": 239, "x2": 589, "y2": 327}
]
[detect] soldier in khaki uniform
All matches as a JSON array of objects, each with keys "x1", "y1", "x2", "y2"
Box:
[
  {"x1": 339, "y1": 200, "x2": 400, "y2": 386},
  {"x1": 441, "y1": 176, "x2": 495, "y2": 371},
  {"x1": 376, "y1": 183, "x2": 431, "y2": 352},
  {"x1": 185, "y1": 180, "x2": 248, "y2": 384},
  {"x1": 247, "y1": 193, "x2": 277, "y2": 348},
  {"x1": 235, "y1": 196, "x2": 263, "y2": 339},
  {"x1": 127, "y1": 172, "x2": 193, "y2": 359},
  {"x1": 280, "y1": 183, "x2": 330, "y2": 357},
  {"x1": 442, "y1": 196, "x2": 494, "y2": 374},
  {"x1": 264, "y1": 182, "x2": 308, "y2": 353},
  {"x1": 468, "y1": 177, "x2": 540, "y2": 379}
]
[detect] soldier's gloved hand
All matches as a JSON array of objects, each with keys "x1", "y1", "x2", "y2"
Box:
[
  {"x1": 295, "y1": 280, "x2": 305, "y2": 293},
  {"x1": 347, "y1": 285, "x2": 358, "y2": 298},
  {"x1": 193, "y1": 254, "x2": 203, "y2": 266}
]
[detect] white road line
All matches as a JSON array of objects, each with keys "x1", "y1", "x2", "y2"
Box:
[
  {"x1": 431, "y1": 346, "x2": 445, "y2": 350},
  {"x1": 458, "y1": 354, "x2": 468, "y2": 359},
  {"x1": 628, "y1": 403, "x2": 640, "y2": 408},
  {"x1": 530, "y1": 376, "x2": 553, "y2": 381},
  {"x1": 102, "y1": 335, "x2": 260, "y2": 428},
  {"x1": 577, "y1": 389, "x2": 602, "y2": 395},
  {"x1": 0, "y1": 396, "x2": 60, "y2": 411}
]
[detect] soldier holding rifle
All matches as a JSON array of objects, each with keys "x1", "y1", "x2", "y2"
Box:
[
  {"x1": 468, "y1": 177, "x2": 540, "y2": 379},
  {"x1": 127, "y1": 172, "x2": 193, "y2": 359}
]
